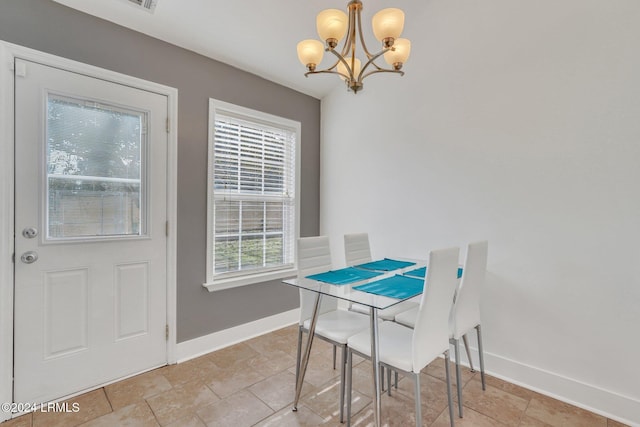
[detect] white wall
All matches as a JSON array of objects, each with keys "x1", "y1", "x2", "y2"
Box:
[{"x1": 320, "y1": 0, "x2": 640, "y2": 424}]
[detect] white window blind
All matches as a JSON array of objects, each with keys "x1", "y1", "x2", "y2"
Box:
[{"x1": 207, "y1": 100, "x2": 299, "y2": 287}]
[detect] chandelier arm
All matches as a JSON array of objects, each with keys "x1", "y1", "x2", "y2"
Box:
[
  {"x1": 304, "y1": 49, "x2": 357, "y2": 79},
  {"x1": 340, "y1": 5, "x2": 357, "y2": 58},
  {"x1": 325, "y1": 59, "x2": 342, "y2": 72},
  {"x1": 359, "y1": 68, "x2": 404, "y2": 81},
  {"x1": 304, "y1": 69, "x2": 352, "y2": 80},
  {"x1": 361, "y1": 60, "x2": 388, "y2": 74},
  {"x1": 324, "y1": 48, "x2": 348, "y2": 72},
  {"x1": 355, "y1": 5, "x2": 376, "y2": 59},
  {"x1": 328, "y1": 48, "x2": 358, "y2": 82},
  {"x1": 356, "y1": 47, "x2": 392, "y2": 82}
]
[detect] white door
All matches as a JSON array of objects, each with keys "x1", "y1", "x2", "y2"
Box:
[{"x1": 14, "y1": 59, "x2": 168, "y2": 403}]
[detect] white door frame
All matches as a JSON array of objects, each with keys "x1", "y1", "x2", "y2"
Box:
[{"x1": 0, "y1": 40, "x2": 178, "y2": 421}]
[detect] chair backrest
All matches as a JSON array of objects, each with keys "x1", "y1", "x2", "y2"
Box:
[
  {"x1": 450, "y1": 240, "x2": 488, "y2": 339},
  {"x1": 297, "y1": 236, "x2": 338, "y2": 323},
  {"x1": 344, "y1": 233, "x2": 372, "y2": 266},
  {"x1": 412, "y1": 246, "x2": 460, "y2": 372}
]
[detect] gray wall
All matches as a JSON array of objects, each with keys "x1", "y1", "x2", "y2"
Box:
[{"x1": 0, "y1": 0, "x2": 320, "y2": 342}]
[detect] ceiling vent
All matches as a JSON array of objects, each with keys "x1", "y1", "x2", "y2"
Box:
[{"x1": 125, "y1": 0, "x2": 158, "y2": 13}]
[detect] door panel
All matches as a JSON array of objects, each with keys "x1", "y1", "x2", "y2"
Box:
[
  {"x1": 44, "y1": 268, "x2": 89, "y2": 358},
  {"x1": 115, "y1": 262, "x2": 149, "y2": 340},
  {"x1": 14, "y1": 59, "x2": 168, "y2": 403}
]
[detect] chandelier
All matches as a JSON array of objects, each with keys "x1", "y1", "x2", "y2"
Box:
[{"x1": 296, "y1": 0, "x2": 411, "y2": 94}]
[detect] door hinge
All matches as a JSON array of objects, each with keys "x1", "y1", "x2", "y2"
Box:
[
  {"x1": 166, "y1": 118, "x2": 170, "y2": 133},
  {"x1": 165, "y1": 324, "x2": 169, "y2": 340},
  {"x1": 14, "y1": 60, "x2": 27, "y2": 77},
  {"x1": 165, "y1": 221, "x2": 169, "y2": 237}
]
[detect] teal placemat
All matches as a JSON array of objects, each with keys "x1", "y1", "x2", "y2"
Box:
[
  {"x1": 353, "y1": 275, "x2": 424, "y2": 299},
  {"x1": 404, "y1": 267, "x2": 464, "y2": 279},
  {"x1": 306, "y1": 267, "x2": 383, "y2": 285},
  {"x1": 355, "y1": 258, "x2": 416, "y2": 272}
]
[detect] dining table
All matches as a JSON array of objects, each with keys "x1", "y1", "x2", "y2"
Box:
[{"x1": 283, "y1": 258, "x2": 429, "y2": 427}]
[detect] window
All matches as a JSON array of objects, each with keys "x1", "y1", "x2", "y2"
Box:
[
  {"x1": 205, "y1": 99, "x2": 300, "y2": 290},
  {"x1": 46, "y1": 94, "x2": 146, "y2": 240}
]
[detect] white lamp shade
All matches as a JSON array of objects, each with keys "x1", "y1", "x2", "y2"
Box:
[
  {"x1": 372, "y1": 8, "x2": 405, "y2": 41},
  {"x1": 317, "y1": 9, "x2": 348, "y2": 42},
  {"x1": 384, "y1": 38, "x2": 411, "y2": 65},
  {"x1": 297, "y1": 40, "x2": 324, "y2": 67},
  {"x1": 337, "y1": 57, "x2": 362, "y2": 80}
]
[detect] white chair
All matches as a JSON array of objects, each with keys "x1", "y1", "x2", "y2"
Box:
[
  {"x1": 344, "y1": 232, "x2": 372, "y2": 266},
  {"x1": 345, "y1": 232, "x2": 413, "y2": 392},
  {"x1": 394, "y1": 240, "x2": 488, "y2": 418},
  {"x1": 296, "y1": 236, "x2": 370, "y2": 423},
  {"x1": 449, "y1": 240, "x2": 488, "y2": 417},
  {"x1": 344, "y1": 233, "x2": 419, "y2": 321},
  {"x1": 345, "y1": 247, "x2": 460, "y2": 427}
]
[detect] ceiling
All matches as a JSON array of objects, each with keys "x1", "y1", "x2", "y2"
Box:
[{"x1": 52, "y1": 0, "x2": 421, "y2": 99}]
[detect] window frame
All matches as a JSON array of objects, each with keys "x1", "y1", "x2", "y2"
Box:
[
  {"x1": 204, "y1": 99, "x2": 300, "y2": 292},
  {"x1": 44, "y1": 92, "x2": 149, "y2": 243}
]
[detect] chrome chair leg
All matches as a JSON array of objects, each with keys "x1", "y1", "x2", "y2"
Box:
[
  {"x1": 340, "y1": 345, "x2": 347, "y2": 423},
  {"x1": 453, "y1": 338, "x2": 463, "y2": 418},
  {"x1": 387, "y1": 367, "x2": 392, "y2": 396},
  {"x1": 346, "y1": 349, "x2": 353, "y2": 427},
  {"x1": 462, "y1": 333, "x2": 475, "y2": 372},
  {"x1": 295, "y1": 326, "x2": 303, "y2": 384},
  {"x1": 333, "y1": 345, "x2": 337, "y2": 370},
  {"x1": 414, "y1": 372, "x2": 422, "y2": 427},
  {"x1": 476, "y1": 324, "x2": 486, "y2": 390},
  {"x1": 444, "y1": 351, "x2": 455, "y2": 427}
]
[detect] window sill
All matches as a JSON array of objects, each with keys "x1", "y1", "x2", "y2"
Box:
[{"x1": 203, "y1": 268, "x2": 297, "y2": 292}]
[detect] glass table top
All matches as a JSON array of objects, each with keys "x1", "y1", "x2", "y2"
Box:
[{"x1": 282, "y1": 258, "x2": 427, "y2": 310}]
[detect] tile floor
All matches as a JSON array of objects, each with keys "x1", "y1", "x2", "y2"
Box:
[{"x1": 1, "y1": 325, "x2": 629, "y2": 427}]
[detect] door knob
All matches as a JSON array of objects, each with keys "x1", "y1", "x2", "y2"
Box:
[
  {"x1": 21, "y1": 251, "x2": 38, "y2": 264},
  {"x1": 22, "y1": 227, "x2": 38, "y2": 239}
]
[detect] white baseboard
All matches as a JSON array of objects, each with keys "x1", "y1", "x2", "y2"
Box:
[
  {"x1": 455, "y1": 346, "x2": 639, "y2": 427},
  {"x1": 176, "y1": 308, "x2": 300, "y2": 363}
]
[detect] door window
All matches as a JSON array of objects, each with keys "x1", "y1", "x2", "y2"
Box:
[{"x1": 46, "y1": 94, "x2": 147, "y2": 240}]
